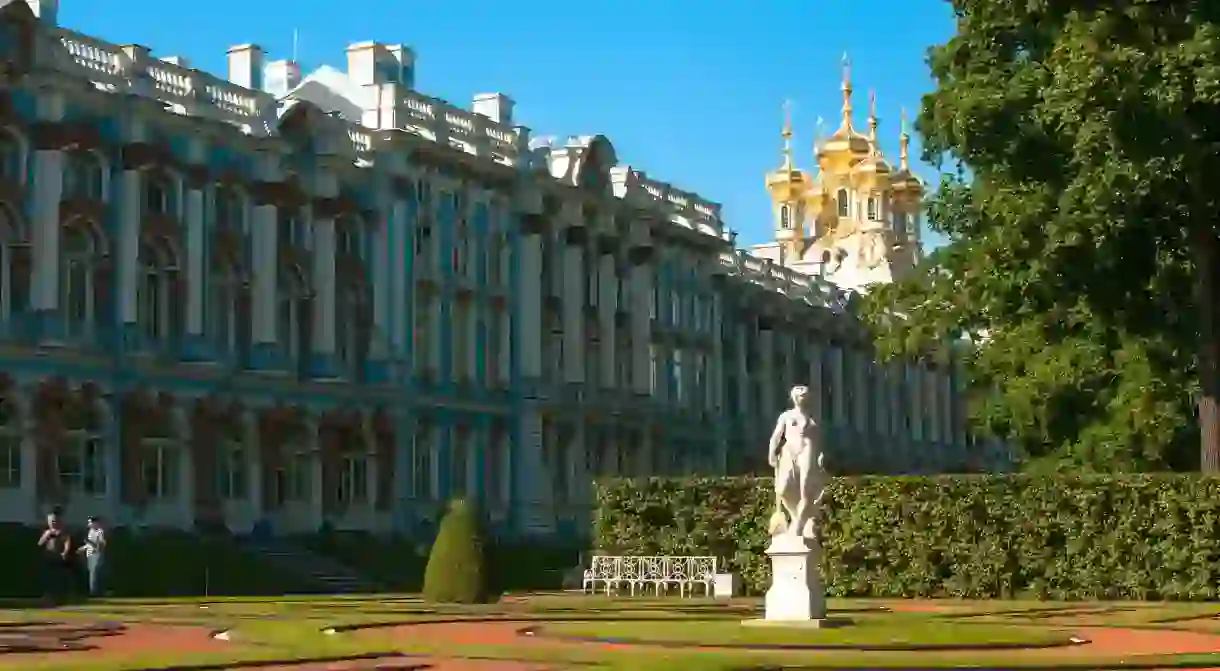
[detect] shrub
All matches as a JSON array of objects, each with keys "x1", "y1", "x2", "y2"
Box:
[
  {"x1": 422, "y1": 499, "x2": 491, "y2": 603},
  {"x1": 594, "y1": 474, "x2": 1220, "y2": 600}
]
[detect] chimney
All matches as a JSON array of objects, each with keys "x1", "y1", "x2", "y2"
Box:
[
  {"x1": 227, "y1": 44, "x2": 265, "y2": 90},
  {"x1": 24, "y1": 0, "x2": 58, "y2": 24},
  {"x1": 472, "y1": 93, "x2": 514, "y2": 125},
  {"x1": 264, "y1": 59, "x2": 302, "y2": 97}
]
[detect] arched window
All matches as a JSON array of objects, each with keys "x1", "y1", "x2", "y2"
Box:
[
  {"x1": 0, "y1": 129, "x2": 25, "y2": 184},
  {"x1": 780, "y1": 205, "x2": 791, "y2": 229},
  {"x1": 61, "y1": 222, "x2": 102, "y2": 341},
  {"x1": 0, "y1": 206, "x2": 29, "y2": 326},
  {"x1": 208, "y1": 258, "x2": 243, "y2": 358},
  {"x1": 58, "y1": 426, "x2": 105, "y2": 496},
  {"x1": 216, "y1": 435, "x2": 247, "y2": 500},
  {"x1": 143, "y1": 172, "x2": 174, "y2": 216},
  {"x1": 408, "y1": 423, "x2": 435, "y2": 501},
  {"x1": 214, "y1": 186, "x2": 247, "y2": 237},
  {"x1": 836, "y1": 189, "x2": 849, "y2": 218},
  {"x1": 894, "y1": 211, "x2": 909, "y2": 237},
  {"x1": 63, "y1": 151, "x2": 105, "y2": 200},
  {"x1": 867, "y1": 197, "x2": 878, "y2": 221},
  {"x1": 278, "y1": 265, "x2": 308, "y2": 369},
  {"x1": 137, "y1": 238, "x2": 180, "y2": 347}
]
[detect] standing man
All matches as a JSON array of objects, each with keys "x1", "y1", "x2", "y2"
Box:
[
  {"x1": 78, "y1": 516, "x2": 107, "y2": 598},
  {"x1": 36, "y1": 508, "x2": 73, "y2": 602}
]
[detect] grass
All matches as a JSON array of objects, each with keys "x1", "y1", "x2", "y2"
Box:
[
  {"x1": 539, "y1": 613, "x2": 1074, "y2": 648},
  {"x1": 3, "y1": 596, "x2": 1220, "y2": 669}
]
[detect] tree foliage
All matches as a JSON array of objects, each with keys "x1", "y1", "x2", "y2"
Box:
[{"x1": 863, "y1": 0, "x2": 1220, "y2": 470}]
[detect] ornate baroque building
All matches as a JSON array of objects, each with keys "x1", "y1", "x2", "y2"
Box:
[{"x1": 0, "y1": 1, "x2": 1007, "y2": 537}]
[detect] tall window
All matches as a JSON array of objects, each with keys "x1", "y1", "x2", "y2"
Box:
[
  {"x1": 140, "y1": 437, "x2": 178, "y2": 500},
  {"x1": 409, "y1": 425, "x2": 435, "y2": 501},
  {"x1": 836, "y1": 189, "x2": 849, "y2": 218},
  {"x1": 336, "y1": 285, "x2": 367, "y2": 378},
  {"x1": 215, "y1": 438, "x2": 246, "y2": 500},
  {"x1": 0, "y1": 130, "x2": 22, "y2": 183},
  {"x1": 780, "y1": 205, "x2": 791, "y2": 229},
  {"x1": 486, "y1": 310, "x2": 504, "y2": 387},
  {"x1": 272, "y1": 448, "x2": 311, "y2": 506},
  {"x1": 138, "y1": 239, "x2": 179, "y2": 347},
  {"x1": 0, "y1": 396, "x2": 20, "y2": 488},
  {"x1": 414, "y1": 225, "x2": 432, "y2": 275},
  {"x1": 58, "y1": 430, "x2": 105, "y2": 496},
  {"x1": 414, "y1": 296, "x2": 432, "y2": 377},
  {"x1": 0, "y1": 207, "x2": 28, "y2": 329},
  {"x1": 894, "y1": 211, "x2": 909, "y2": 237},
  {"x1": 867, "y1": 196, "x2": 878, "y2": 221},
  {"x1": 485, "y1": 428, "x2": 507, "y2": 507},
  {"x1": 450, "y1": 430, "x2": 468, "y2": 497},
  {"x1": 63, "y1": 152, "x2": 104, "y2": 201},
  {"x1": 278, "y1": 267, "x2": 308, "y2": 369},
  {"x1": 452, "y1": 304, "x2": 470, "y2": 381},
  {"x1": 144, "y1": 174, "x2": 172, "y2": 215},
  {"x1": 61, "y1": 223, "x2": 100, "y2": 341},
  {"x1": 208, "y1": 261, "x2": 243, "y2": 359},
  {"x1": 337, "y1": 454, "x2": 368, "y2": 507}
]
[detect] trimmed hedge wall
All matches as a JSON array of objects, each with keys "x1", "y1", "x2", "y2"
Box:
[{"x1": 594, "y1": 475, "x2": 1220, "y2": 600}]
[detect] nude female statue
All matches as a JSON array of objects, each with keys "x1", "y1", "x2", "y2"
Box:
[{"x1": 767, "y1": 385, "x2": 827, "y2": 538}]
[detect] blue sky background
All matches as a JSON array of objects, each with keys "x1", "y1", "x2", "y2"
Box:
[{"x1": 61, "y1": 0, "x2": 956, "y2": 249}]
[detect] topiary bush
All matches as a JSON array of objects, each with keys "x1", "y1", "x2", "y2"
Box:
[
  {"x1": 594, "y1": 474, "x2": 1220, "y2": 601},
  {"x1": 422, "y1": 499, "x2": 491, "y2": 604}
]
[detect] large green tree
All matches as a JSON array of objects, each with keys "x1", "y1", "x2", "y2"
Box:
[{"x1": 865, "y1": 0, "x2": 1220, "y2": 471}]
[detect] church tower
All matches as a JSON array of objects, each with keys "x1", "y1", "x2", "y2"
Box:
[
  {"x1": 764, "y1": 102, "x2": 810, "y2": 266},
  {"x1": 749, "y1": 55, "x2": 924, "y2": 291}
]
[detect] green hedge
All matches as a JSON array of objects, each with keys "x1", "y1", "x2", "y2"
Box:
[{"x1": 594, "y1": 475, "x2": 1220, "y2": 600}]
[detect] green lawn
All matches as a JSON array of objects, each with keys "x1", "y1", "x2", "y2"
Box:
[
  {"x1": 539, "y1": 613, "x2": 1074, "y2": 648},
  {"x1": 3, "y1": 595, "x2": 1220, "y2": 670}
]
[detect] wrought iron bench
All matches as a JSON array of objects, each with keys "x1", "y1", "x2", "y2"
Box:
[{"x1": 582, "y1": 555, "x2": 717, "y2": 597}]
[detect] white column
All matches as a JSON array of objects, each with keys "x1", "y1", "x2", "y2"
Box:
[
  {"x1": 311, "y1": 215, "x2": 337, "y2": 361},
  {"x1": 429, "y1": 300, "x2": 443, "y2": 373},
  {"x1": 941, "y1": 369, "x2": 953, "y2": 446},
  {"x1": 173, "y1": 408, "x2": 193, "y2": 528},
  {"x1": 711, "y1": 293, "x2": 724, "y2": 411},
  {"x1": 889, "y1": 362, "x2": 903, "y2": 437},
  {"x1": 854, "y1": 350, "x2": 869, "y2": 431},
  {"x1": 306, "y1": 415, "x2": 323, "y2": 529},
  {"x1": 466, "y1": 303, "x2": 479, "y2": 381},
  {"x1": 760, "y1": 329, "x2": 775, "y2": 415},
  {"x1": 924, "y1": 364, "x2": 939, "y2": 443},
  {"x1": 874, "y1": 361, "x2": 889, "y2": 434},
  {"x1": 597, "y1": 253, "x2": 616, "y2": 389},
  {"x1": 516, "y1": 408, "x2": 551, "y2": 534},
  {"x1": 30, "y1": 149, "x2": 63, "y2": 312},
  {"x1": 629, "y1": 255, "x2": 652, "y2": 395},
  {"x1": 519, "y1": 231, "x2": 543, "y2": 381},
  {"x1": 251, "y1": 204, "x2": 278, "y2": 344},
  {"x1": 561, "y1": 234, "x2": 584, "y2": 384},
  {"x1": 16, "y1": 389, "x2": 35, "y2": 521},
  {"x1": 117, "y1": 169, "x2": 141, "y2": 324},
  {"x1": 736, "y1": 322, "x2": 750, "y2": 417},
  {"x1": 184, "y1": 186, "x2": 205, "y2": 335}
]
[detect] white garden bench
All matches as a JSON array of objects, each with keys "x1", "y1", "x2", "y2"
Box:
[{"x1": 581, "y1": 555, "x2": 717, "y2": 598}]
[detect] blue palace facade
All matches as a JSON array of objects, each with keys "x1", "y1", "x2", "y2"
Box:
[{"x1": 0, "y1": 0, "x2": 1008, "y2": 537}]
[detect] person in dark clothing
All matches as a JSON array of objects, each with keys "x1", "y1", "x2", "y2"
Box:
[{"x1": 36, "y1": 510, "x2": 73, "y2": 602}]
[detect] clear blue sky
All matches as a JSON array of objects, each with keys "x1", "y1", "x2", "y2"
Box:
[{"x1": 61, "y1": 0, "x2": 956, "y2": 248}]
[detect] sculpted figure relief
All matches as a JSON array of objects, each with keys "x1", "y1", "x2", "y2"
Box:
[{"x1": 767, "y1": 385, "x2": 827, "y2": 538}]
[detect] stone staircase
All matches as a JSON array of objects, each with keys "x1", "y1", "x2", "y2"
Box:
[{"x1": 240, "y1": 539, "x2": 384, "y2": 594}]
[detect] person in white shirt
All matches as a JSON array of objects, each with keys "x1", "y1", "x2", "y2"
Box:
[{"x1": 78, "y1": 516, "x2": 107, "y2": 597}]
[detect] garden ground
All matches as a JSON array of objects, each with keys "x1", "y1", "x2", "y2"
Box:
[{"x1": 6, "y1": 595, "x2": 1220, "y2": 670}]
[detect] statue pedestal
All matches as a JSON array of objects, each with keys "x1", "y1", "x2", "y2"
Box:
[{"x1": 745, "y1": 533, "x2": 827, "y2": 626}]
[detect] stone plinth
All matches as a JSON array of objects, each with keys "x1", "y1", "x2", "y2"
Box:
[{"x1": 748, "y1": 533, "x2": 826, "y2": 624}]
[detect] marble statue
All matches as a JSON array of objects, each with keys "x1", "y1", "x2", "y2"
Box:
[{"x1": 766, "y1": 385, "x2": 827, "y2": 539}]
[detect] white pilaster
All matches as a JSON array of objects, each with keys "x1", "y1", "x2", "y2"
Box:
[
  {"x1": 184, "y1": 187, "x2": 205, "y2": 335},
  {"x1": 244, "y1": 412, "x2": 262, "y2": 522},
  {"x1": 629, "y1": 257, "x2": 653, "y2": 395},
  {"x1": 429, "y1": 300, "x2": 443, "y2": 373},
  {"x1": 597, "y1": 253, "x2": 616, "y2": 389},
  {"x1": 311, "y1": 215, "x2": 337, "y2": 361},
  {"x1": 854, "y1": 350, "x2": 869, "y2": 431},
  {"x1": 736, "y1": 322, "x2": 750, "y2": 417},
  {"x1": 806, "y1": 340, "x2": 824, "y2": 422},
  {"x1": 940, "y1": 370, "x2": 953, "y2": 447},
  {"x1": 711, "y1": 293, "x2": 724, "y2": 411},
  {"x1": 371, "y1": 210, "x2": 390, "y2": 358},
  {"x1": 925, "y1": 364, "x2": 939, "y2": 443},
  {"x1": 518, "y1": 232, "x2": 543, "y2": 380},
  {"x1": 561, "y1": 236, "x2": 584, "y2": 384},
  {"x1": 117, "y1": 169, "x2": 141, "y2": 324},
  {"x1": 30, "y1": 149, "x2": 63, "y2": 311},
  {"x1": 306, "y1": 415, "x2": 323, "y2": 527},
  {"x1": 466, "y1": 302, "x2": 479, "y2": 382},
  {"x1": 251, "y1": 204, "x2": 278, "y2": 344},
  {"x1": 516, "y1": 408, "x2": 552, "y2": 534},
  {"x1": 30, "y1": 89, "x2": 64, "y2": 313}
]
